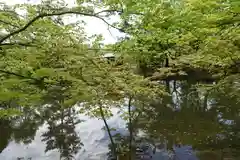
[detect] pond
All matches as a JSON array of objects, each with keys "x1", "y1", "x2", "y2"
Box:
[
  {"x1": 0, "y1": 80, "x2": 239, "y2": 160},
  {"x1": 0, "y1": 107, "x2": 127, "y2": 160}
]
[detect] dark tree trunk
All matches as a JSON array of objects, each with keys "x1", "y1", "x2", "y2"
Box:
[
  {"x1": 128, "y1": 97, "x2": 133, "y2": 160},
  {"x1": 99, "y1": 105, "x2": 117, "y2": 159},
  {"x1": 165, "y1": 57, "x2": 169, "y2": 67}
]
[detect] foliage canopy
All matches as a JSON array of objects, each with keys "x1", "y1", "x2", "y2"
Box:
[{"x1": 0, "y1": 0, "x2": 239, "y2": 159}]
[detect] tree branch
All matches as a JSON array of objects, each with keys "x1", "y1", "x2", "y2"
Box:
[
  {"x1": 0, "y1": 69, "x2": 54, "y2": 87},
  {"x1": 0, "y1": 69, "x2": 35, "y2": 80},
  {"x1": 94, "y1": 9, "x2": 121, "y2": 15},
  {"x1": 94, "y1": 9, "x2": 144, "y2": 16},
  {"x1": 0, "y1": 10, "x2": 123, "y2": 44},
  {"x1": 0, "y1": 19, "x2": 19, "y2": 28},
  {"x1": 0, "y1": 42, "x2": 36, "y2": 47},
  {"x1": 0, "y1": 10, "x2": 18, "y2": 16}
]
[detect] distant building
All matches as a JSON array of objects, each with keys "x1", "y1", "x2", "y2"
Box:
[{"x1": 102, "y1": 53, "x2": 115, "y2": 61}]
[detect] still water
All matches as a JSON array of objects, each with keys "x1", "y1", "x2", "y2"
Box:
[
  {"x1": 0, "y1": 108, "x2": 128, "y2": 160},
  {"x1": 0, "y1": 80, "x2": 239, "y2": 160}
]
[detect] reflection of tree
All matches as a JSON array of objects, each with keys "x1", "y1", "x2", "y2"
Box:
[
  {"x1": 11, "y1": 108, "x2": 44, "y2": 144},
  {"x1": 106, "y1": 109, "x2": 152, "y2": 160},
  {"x1": 0, "y1": 79, "x2": 83, "y2": 159},
  {"x1": 0, "y1": 120, "x2": 11, "y2": 153},
  {"x1": 41, "y1": 106, "x2": 82, "y2": 160},
  {"x1": 135, "y1": 79, "x2": 240, "y2": 159},
  {"x1": 107, "y1": 134, "x2": 152, "y2": 160},
  {"x1": 41, "y1": 80, "x2": 83, "y2": 160},
  {"x1": 200, "y1": 77, "x2": 240, "y2": 159},
  {"x1": 0, "y1": 108, "x2": 44, "y2": 153}
]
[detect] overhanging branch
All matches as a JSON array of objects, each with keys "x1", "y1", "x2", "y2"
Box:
[
  {"x1": 0, "y1": 69, "x2": 34, "y2": 79},
  {"x1": 0, "y1": 42, "x2": 37, "y2": 47},
  {"x1": 0, "y1": 10, "x2": 123, "y2": 44},
  {"x1": 0, "y1": 69, "x2": 54, "y2": 87}
]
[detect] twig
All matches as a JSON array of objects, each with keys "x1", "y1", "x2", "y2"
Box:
[
  {"x1": 0, "y1": 69, "x2": 36, "y2": 80},
  {"x1": 0, "y1": 42, "x2": 37, "y2": 47},
  {"x1": 0, "y1": 9, "x2": 25, "y2": 19},
  {"x1": 94, "y1": 9, "x2": 144, "y2": 16},
  {"x1": 0, "y1": 69, "x2": 54, "y2": 86},
  {"x1": 107, "y1": 23, "x2": 117, "y2": 40},
  {"x1": 0, "y1": 19, "x2": 19, "y2": 28},
  {"x1": 94, "y1": 9, "x2": 121, "y2": 15}
]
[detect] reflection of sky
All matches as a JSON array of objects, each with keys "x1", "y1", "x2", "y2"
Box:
[
  {"x1": 1, "y1": 0, "x2": 125, "y2": 44},
  {"x1": 0, "y1": 123, "x2": 57, "y2": 160},
  {"x1": 0, "y1": 108, "x2": 127, "y2": 160},
  {"x1": 173, "y1": 145, "x2": 198, "y2": 160},
  {"x1": 0, "y1": 106, "x2": 199, "y2": 160}
]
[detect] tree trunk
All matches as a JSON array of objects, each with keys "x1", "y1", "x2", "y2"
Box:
[
  {"x1": 99, "y1": 105, "x2": 117, "y2": 159},
  {"x1": 128, "y1": 97, "x2": 133, "y2": 160},
  {"x1": 165, "y1": 57, "x2": 169, "y2": 67},
  {"x1": 203, "y1": 92, "x2": 208, "y2": 112}
]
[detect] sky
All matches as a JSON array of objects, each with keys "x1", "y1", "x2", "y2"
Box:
[{"x1": 0, "y1": 0, "x2": 124, "y2": 44}]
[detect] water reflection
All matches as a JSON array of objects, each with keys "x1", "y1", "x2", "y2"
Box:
[
  {"x1": 133, "y1": 80, "x2": 240, "y2": 159},
  {"x1": 0, "y1": 108, "x2": 44, "y2": 153},
  {"x1": 40, "y1": 81, "x2": 83, "y2": 159},
  {"x1": 0, "y1": 106, "x2": 82, "y2": 159},
  {"x1": 0, "y1": 80, "x2": 83, "y2": 159},
  {"x1": 41, "y1": 106, "x2": 83, "y2": 159},
  {"x1": 12, "y1": 108, "x2": 44, "y2": 145},
  {"x1": 0, "y1": 79, "x2": 239, "y2": 160},
  {"x1": 0, "y1": 120, "x2": 11, "y2": 153}
]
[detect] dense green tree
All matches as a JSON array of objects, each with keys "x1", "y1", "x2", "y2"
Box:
[
  {"x1": 0, "y1": 1, "x2": 164, "y2": 159},
  {"x1": 0, "y1": 0, "x2": 239, "y2": 159},
  {"x1": 102, "y1": 0, "x2": 239, "y2": 80}
]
